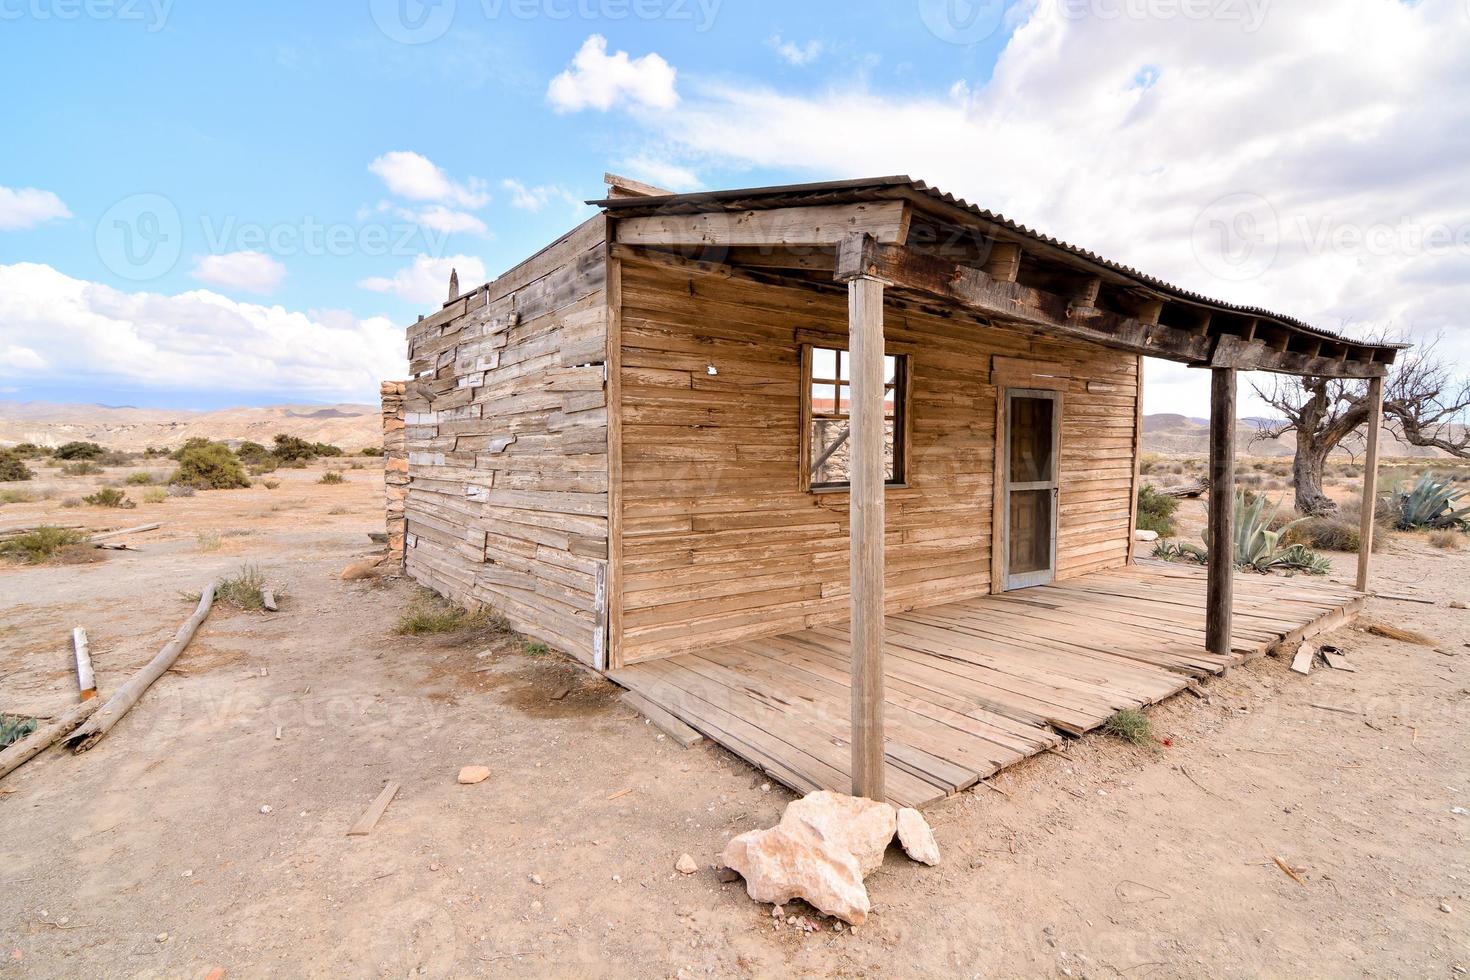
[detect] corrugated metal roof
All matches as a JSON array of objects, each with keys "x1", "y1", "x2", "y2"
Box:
[{"x1": 590, "y1": 176, "x2": 1407, "y2": 354}]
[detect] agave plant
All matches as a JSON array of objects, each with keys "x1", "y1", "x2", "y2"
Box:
[
  {"x1": 1153, "y1": 540, "x2": 1207, "y2": 565},
  {"x1": 1203, "y1": 490, "x2": 1332, "y2": 575},
  {"x1": 1388, "y1": 473, "x2": 1470, "y2": 531}
]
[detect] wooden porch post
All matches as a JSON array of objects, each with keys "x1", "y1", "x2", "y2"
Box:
[
  {"x1": 1205, "y1": 367, "x2": 1236, "y2": 657},
  {"x1": 1356, "y1": 375, "x2": 1385, "y2": 592},
  {"x1": 846, "y1": 268, "x2": 887, "y2": 802}
]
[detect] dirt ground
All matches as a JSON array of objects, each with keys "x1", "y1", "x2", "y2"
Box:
[{"x1": 2, "y1": 461, "x2": 1467, "y2": 978}]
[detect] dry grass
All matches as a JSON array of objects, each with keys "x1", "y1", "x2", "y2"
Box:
[
  {"x1": 1102, "y1": 708, "x2": 1154, "y2": 747},
  {"x1": 196, "y1": 531, "x2": 222, "y2": 552},
  {"x1": 396, "y1": 592, "x2": 514, "y2": 639},
  {"x1": 1361, "y1": 622, "x2": 1438, "y2": 647},
  {"x1": 214, "y1": 564, "x2": 279, "y2": 611},
  {"x1": 318, "y1": 471, "x2": 346, "y2": 485},
  {"x1": 1428, "y1": 529, "x2": 1463, "y2": 550}
]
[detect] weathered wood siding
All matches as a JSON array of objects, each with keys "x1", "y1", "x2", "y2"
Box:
[
  {"x1": 615, "y1": 255, "x2": 1139, "y2": 664},
  {"x1": 403, "y1": 218, "x2": 610, "y2": 665}
]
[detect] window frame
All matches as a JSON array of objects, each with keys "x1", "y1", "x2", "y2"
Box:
[{"x1": 798, "y1": 342, "x2": 912, "y2": 493}]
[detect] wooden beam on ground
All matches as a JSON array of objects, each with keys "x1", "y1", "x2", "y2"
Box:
[
  {"x1": 837, "y1": 232, "x2": 888, "y2": 803},
  {"x1": 1206, "y1": 368, "x2": 1237, "y2": 657},
  {"x1": 72, "y1": 627, "x2": 96, "y2": 701},
  {"x1": 615, "y1": 200, "x2": 910, "y2": 249},
  {"x1": 620, "y1": 690, "x2": 703, "y2": 748},
  {"x1": 1356, "y1": 374, "x2": 1385, "y2": 592},
  {"x1": 346, "y1": 781, "x2": 400, "y2": 836}
]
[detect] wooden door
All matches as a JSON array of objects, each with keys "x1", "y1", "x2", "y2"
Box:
[{"x1": 1003, "y1": 388, "x2": 1061, "y2": 590}]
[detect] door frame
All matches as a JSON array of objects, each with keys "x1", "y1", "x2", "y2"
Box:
[{"x1": 1000, "y1": 387, "x2": 1062, "y2": 591}]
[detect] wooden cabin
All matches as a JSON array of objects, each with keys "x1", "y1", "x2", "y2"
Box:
[{"x1": 393, "y1": 175, "x2": 1400, "y2": 806}]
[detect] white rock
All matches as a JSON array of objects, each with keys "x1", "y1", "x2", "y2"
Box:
[
  {"x1": 259, "y1": 805, "x2": 272, "y2": 814},
  {"x1": 1133, "y1": 529, "x2": 1160, "y2": 542},
  {"x1": 720, "y1": 791, "x2": 896, "y2": 925},
  {"x1": 675, "y1": 853, "x2": 698, "y2": 875},
  {"x1": 895, "y1": 807, "x2": 941, "y2": 866}
]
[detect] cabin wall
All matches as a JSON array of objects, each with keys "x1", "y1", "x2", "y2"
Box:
[
  {"x1": 613, "y1": 254, "x2": 1139, "y2": 665},
  {"x1": 403, "y1": 218, "x2": 611, "y2": 665},
  {"x1": 381, "y1": 379, "x2": 408, "y2": 568}
]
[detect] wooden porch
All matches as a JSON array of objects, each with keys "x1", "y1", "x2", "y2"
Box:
[{"x1": 611, "y1": 560, "x2": 1363, "y2": 809}]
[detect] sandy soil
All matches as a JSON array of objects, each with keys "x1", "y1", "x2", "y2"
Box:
[{"x1": 2, "y1": 462, "x2": 1467, "y2": 978}]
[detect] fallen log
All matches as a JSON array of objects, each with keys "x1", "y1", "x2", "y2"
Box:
[
  {"x1": 90, "y1": 522, "x2": 162, "y2": 543},
  {"x1": 1156, "y1": 481, "x2": 1210, "y2": 499},
  {"x1": 64, "y1": 581, "x2": 218, "y2": 753},
  {"x1": 0, "y1": 699, "x2": 101, "y2": 782}
]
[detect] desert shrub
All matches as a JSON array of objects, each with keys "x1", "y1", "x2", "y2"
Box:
[
  {"x1": 142, "y1": 487, "x2": 168, "y2": 504},
  {"x1": 312, "y1": 442, "x2": 344, "y2": 457},
  {"x1": 97, "y1": 450, "x2": 134, "y2": 466},
  {"x1": 124, "y1": 471, "x2": 155, "y2": 485},
  {"x1": 0, "y1": 450, "x2": 34, "y2": 482},
  {"x1": 271, "y1": 433, "x2": 317, "y2": 462},
  {"x1": 216, "y1": 564, "x2": 277, "y2": 610},
  {"x1": 1429, "y1": 529, "x2": 1463, "y2": 550},
  {"x1": 196, "y1": 531, "x2": 222, "y2": 552},
  {"x1": 0, "y1": 488, "x2": 36, "y2": 504},
  {"x1": 60, "y1": 497, "x2": 81, "y2": 508},
  {"x1": 0, "y1": 525, "x2": 88, "y2": 563},
  {"x1": 318, "y1": 470, "x2": 345, "y2": 484},
  {"x1": 53, "y1": 441, "x2": 105, "y2": 460},
  {"x1": 1281, "y1": 517, "x2": 1369, "y2": 553},
  {"x1": 1386, "y1": 473, "x2": 1470, "y2": 531},
  {"x1": 349, "y1": 462, "x2": 364, "y2": 470},
  {"x1": 524, "y1": 641, "x2": 550, "y2": 657},
  {"x1": 61, "y1": 461, "x2": 103, "y2": 476},
  {"x1": 247, "y1": 456, "x2": 279, "y2": 476},
  {"x1": 360, "y1": 446, "x2": 384, "y2": 457},
  {"x1": 169, "y1": 437, "x2": 213, "y2": 461},
  {"x1": 1136, "y1": 485, "x2": 1179, "y2": 536},
  {"x1": 283, "y1": 457, "x2": 308, "y2": 469},
  {"x1": 1103, "y1": 709, "x2": 1153, "y2": 746},
  {"x1": 143, "y1": 446, "x2": 170, "y2": 458},
  {"x1": 1, "y1": 714, "x2": 38, "y2": 748},
  {"x1": 172, "y1": 442, "x2": 250, "y2": 490},
  {"x1": 167, "y1": 483, "x2": 196, "y2": 497},
  {"x1": 83, "y1": 487, "x2": 135, "y2": 509},
  {"x1": 235, "y1": 440, "x2": 271, "y2": 462},
  {"x1": 10, "y1": 443, "x2": 49, "y2": 458},
  {"x1": 261, "y1": 478, "x2": 280, "y2": 490},
  {"x1": 1153, "y1": 540, "x2": 1207, "y2": 564}
]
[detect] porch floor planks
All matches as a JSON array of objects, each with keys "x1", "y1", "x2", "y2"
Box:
[{"x1": 610, "y1": 562, "x2": 1362, "y2": 808}]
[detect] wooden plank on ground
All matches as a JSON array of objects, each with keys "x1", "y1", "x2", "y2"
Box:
[
  {"x1": 620, "y1": 690, "x2": 703, "y2": 747},
  {"x1": 346, "y1": 781, "x2": 401, "y2": 836}
]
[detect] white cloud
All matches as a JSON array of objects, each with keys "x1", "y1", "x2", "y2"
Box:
[
  {"x1": 501, "y1": 179, "x2": 580, "y2": 213},
  {"x1": 0, "y1": 186, "x2": 71, "y2": 230},
  {"x1": 396, "y1": 204, "x2": 488, "y2": 235},
  {"x1": 0, "y1": 263, "x2": 401, "y2": 400},
  {"x1": 547, "y1": 35, "x2": 678, "y2": 113},
  {"x1": 359, "y1": 254, "x2": 487, "y2": 307},
  {"x1": 769, "y1": 35, "x2": 823, "y2": 66},
  {"x1": 368, "y1": 151, "x2": 490, "y2": 209},
  {"x1": 623, "y1": 0, "x2": 1470, "y2": 418},
  {"x1": 191, "y1": 250, "x2": 287, "y2": 294}
]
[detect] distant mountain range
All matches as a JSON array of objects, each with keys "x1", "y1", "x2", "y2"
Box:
[
  {"x1": 0, "y1": 402, "x2": 1451, "y2": 460},
  {"x1": 0, "y1": 400, "x2": 381, "y2": 453}
]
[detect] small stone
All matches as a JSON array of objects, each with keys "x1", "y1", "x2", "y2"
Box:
[
  {"x1": 155, "y1": 933, "x2": 169, "y2": 943},
  {"x1": 529, "y1": 873, "x2": 543, "y2": 886},
  {"x1": 1133, "y1": 529, "x2": 1159, "y2": 542},
  {"x1": 1442, "y1": 902, "x2": 1453, "y2": 913},
  {"x1": 611, "y1": 874, "x2": 621, "y2": 883},
  {"x1": 675, "y1": 853, "x2": 698, "y2": 875},
  {"x1": 457, "y1": 766, "x2": 491, "y2": 785},
  {"x1": 1450, "y1": 601, "x2": 1467, "y2": 610},
  {"x1": 530, "y1": 900, "x2": 542, "y2": 912},
  {"x1": 760, "y1": 782, "x2": 771, "y2": 792},
  {"x1": 429, "y1": 863, "x2": 440, "y2": 872},
  {"x1": 771, "y1": 905, "x2": 783, "y2": 918},
  {"x1": 180, "y1": 869, "x2": 192, "y2": 878},
  {"x1": 895, "y1": 807, "x2": 941, "y2": 866},
  {"x1": 259, "y1": 805, "x2": 272, "y2": 814}
]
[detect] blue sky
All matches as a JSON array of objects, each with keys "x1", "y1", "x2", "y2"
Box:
[{"x1": 1, "y1": 0, "x2": 1466, "y2": 414}]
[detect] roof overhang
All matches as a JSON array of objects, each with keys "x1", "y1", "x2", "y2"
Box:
[{"x1": 591, "y1": 177, "x2": 1405, "y2": 378}]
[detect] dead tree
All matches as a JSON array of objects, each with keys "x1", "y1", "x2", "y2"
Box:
[{"x1": 1253, "y1": 338, "x2": 1470, "y2": 514}]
